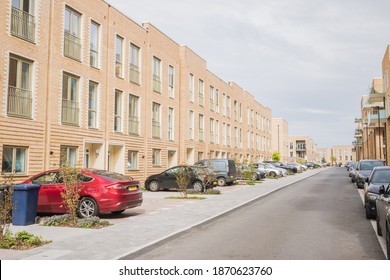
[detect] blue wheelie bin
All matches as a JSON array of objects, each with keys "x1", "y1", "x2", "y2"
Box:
[{"x1": 12, "y1": 184, "x2": 41, "y2": 226}]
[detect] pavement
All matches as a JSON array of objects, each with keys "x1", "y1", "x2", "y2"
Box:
[{"x1": 0, "y1": 168, "x2": 326, "y2": 260}]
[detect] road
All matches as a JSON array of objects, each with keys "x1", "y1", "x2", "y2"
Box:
[{"x1": 126, "y1": 167, "x2": 386, "y2": 260}]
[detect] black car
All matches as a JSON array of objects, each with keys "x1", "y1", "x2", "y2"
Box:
[
  {"x1": 144, "y1": 165, "x2": 216, "y2": 192},
  {"x1": 364, "y1": 166, "x2": 390, "y2": 219},
  {"x1": 375, "y1": 184, "x2": 390, "y2": 259},
  {"x1": 263, "y1": 161, "x2": 298, "y2": 174},
  {"x1": 355, "y1": 159, "x2": 385, "y2": 189}
]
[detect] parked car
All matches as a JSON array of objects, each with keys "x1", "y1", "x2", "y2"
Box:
[
  {"x1": 236, "y1": 163, "x2": 266, "y2": 180},
  {"x1": 286, "y1": 162, "x2": 307, "y2": 172},
  {"x1": 375, "y1": 184, "x2": 390, "y2": 259},
  {"x1": 355, "y1": 159, "x2": 385, "y2": 189},
  {"x1": 349, "y1": 162, "x2": 358, "y2": 183},
  {"x1": 195, "y1": 159, "x2": 237, "y2": 186},
  {"x1": 144, "y1": 165, "x2": 217, "y2": 192},
  {"x1": 264, "y1": 161, "x2": 298, "y2": 174},
  {"x1": 364, "y1": 166, "x2": 390, "y2": 219},
  {"x1": 253, "y1": 162, "x2": 283, "y2": 178},
  {"x1": 22, "y1": 169, "x2": 143, "y2": 218}
]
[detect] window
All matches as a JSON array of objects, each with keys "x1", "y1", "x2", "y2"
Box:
[
  {"x1": 189, "y1": 110, "x2": 194, "y2": 139},
  {"x1": 210, "y1": 118, "x2": 214, "y2": 144},
  {"x1": 152, "y1": 56, "x2": 161, "y2": 93},
  {"x1": 189, "y1": 73, "x2": 194, "y2": 101},
  {"x1": 128, "y1": 151, "x2": 138, "y2": 169},
  {"x1": 152, "y1": 149, "x2": 161, "y2": 166},
  {"x1": 168, "y1": 65, "x2": 174, "y2": 98},
  {"x1": 7, "y1": 55, "x2": 32, "y2": 118},
  {"x1": 2, "y1": 146, "x2": 27, "y2": 174},
  {"x1": 88, "y1": 81, "x2": 98, "y2": 128},
  {"x1": 199, "y1": 114, "x2": 204, "y2": 142},
  {"x1": 90, "y1": 21, "x2": 99, "y2": 68},
  {"x1": 115, "y1": 35, "x2": 124, "y2": 78},
  {"x1": 11, "y1": 0, "x2": 35, "y2": 42},
  {"x1": 168, "y1": 107, "x2": 174, "y2": 140},
  {"x1": 199, "y1": 79, "x2": 204, "y2": 106},
  {"x1": 152, "y1": 102, "x2": 161, "y2": 138},
  {"x1": 227, "y1": 124, "x2": 231, "y2": 146},
  {"x1": 128, "y1": 94, "x2": 139, "y2": 135},
  {"x1": 60, "y1": 146, "x2": 77, "y2": 167},
  {"x1": 114, "y1": 90, "x2": 122, "y2": 132},
  {"x1": 215, "y1": 120, "x2": 220, "y2": 144},
  {"x1": 233, "y1": 100, "x2": 238, "y2": 121},
  {"x1": 64, "y1": 6, "x2": 81, "y2": 60},
  {"x1": 226, "y1": 96, "x2": 231, "y2": 118},
  {"x1": 234, "y1": 127, "x2": 238, "y2": 148},
  {"x1": 209, "y1": 86, "x2": 214, "y2": 111},
  {"x1": 130, "y1": 43, "x2": 140, "y2": 84},
  {"x1": 62, "y1": 73, "x2": 79, "y2": 125},
  {"x1": 215, "y1": 89, "x2": 219, "y2": 113},
  {"x1": 222, "y1": 93, "x2": 226, "y2": 116}
]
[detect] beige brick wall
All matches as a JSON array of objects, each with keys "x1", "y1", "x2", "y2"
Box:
[{"x1": 1, "y1": 0, "x2": 274, "y2": 183}]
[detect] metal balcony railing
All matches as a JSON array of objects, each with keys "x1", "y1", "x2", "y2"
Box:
[
  {"x1": 11, "y1": 7, "x2": 35, "y2": 42},
  {"x1": 64, "y1": 31, "x2": 81, "y2": 60},
  {"x1": 7, "y1": 86, "x2": 32, "y2": 118},
  {"x1": 128, "y1": 116, "x2": 139, "y2": 135},
  {"x1": 130, "y1": 64, "x2": 140, "y2": 84},
  {"x1": 153, "y1": 75, "x2": 161, "y2": 93},
  {"x1": 62, "y1": 99, "x2": 79, "y2": 125}
]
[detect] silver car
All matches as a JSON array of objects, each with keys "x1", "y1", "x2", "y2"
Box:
[{"x1": 254, "y1": 162, "x2": 283, "y2": 178}]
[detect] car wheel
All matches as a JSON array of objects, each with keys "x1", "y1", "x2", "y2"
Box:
[
  {"x1": 217, "y1": 177, "x2": 227, "y2": 186},
  {"x1": 365, "y1": 204, "x2": 375, "y2": 219},
  {"x1": 351, "y1": 177, "x2": 355, "y2": 183},
  {"x1": 192, "y1": 181, "x2": 204, "y2": 192},
  {"x1": 78, "y1": 197, "x2": 99, "y2": 218},
  {"x1": 148, "y1": 180, "x2": 159, "y2": 192},
  {"x1": 252, "y1": 173, "x2": 258, "y2": 180},
  {"x1": 376, "y1": 217, "x2": 382, "y2": 236},
  {"x1": 269, "y1": 171, "x2": 276, "y2": 178},
  {"x1": 111, "y1": 210, "x2": 125, "y2": 215}
]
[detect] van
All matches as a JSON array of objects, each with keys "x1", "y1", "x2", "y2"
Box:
[{"x1": 195, "y1": 159, "x2": 237, "y2": 186}]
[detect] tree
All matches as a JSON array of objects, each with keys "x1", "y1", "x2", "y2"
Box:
[
  {"x1": 272, "y1": 151, "x2": 281, "y2": 162},
  {"x1": 0, "y1": 173, "x2": 15, "y2": 238},
  {"x1": 330, "y1": 156, "x2": 337, "y2": 166},
  {"x1": 175, "y1": 166, "x2": 192, "y2": 198}
]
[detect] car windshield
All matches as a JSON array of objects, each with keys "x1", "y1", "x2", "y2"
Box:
[
  {"x1": 371, "y1": 169, "x2": 390, "y2": 184},
  {"x1": 360, "y1": 161, "x2": 384, "y2": 170}
]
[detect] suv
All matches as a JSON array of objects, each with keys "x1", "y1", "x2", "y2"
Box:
[
  {"x1": 355, "y1": 159, "x2": 385, "y2": 189},
  {"x1": 195, "y1": 159, "x2": 237, "y2": 186}
]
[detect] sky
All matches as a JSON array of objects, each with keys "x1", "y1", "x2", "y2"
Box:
[{"x1": 106, "y1": 0, "x2": 390, "y2": 148}]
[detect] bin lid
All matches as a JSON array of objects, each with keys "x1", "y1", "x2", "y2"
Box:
[{"x1": 13, "y1": 184, "x2": 41, "y2": 191}]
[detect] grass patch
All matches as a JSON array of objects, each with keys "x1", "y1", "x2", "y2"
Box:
[
  {"x1": 0, "y1": 231, "x2": 51, "y2": 250},
  {"x1": 188, "y1": 189, "x2": 221, "y2": 195},
  {"x1": 39, "y1": 214, "x2": 112, "y2": 229},
  {"x1": 165, "y1": 196, "x2": 206, "y2": 200}
]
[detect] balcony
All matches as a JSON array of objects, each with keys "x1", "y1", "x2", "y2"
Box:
[
  {"x1": 130, "y1": 64, "x2": 140, "y2": 84},
  {"x1": 152, "y1": 121, "x2": 161, "y2": 138},
  {"x1": 7, "y1": 86, "x2": 32, "y2": 118},
  {"x1": 128, "y1": 116, "x2": 139, "y2": 135},
  {"x1": 354, "y1": 128, "x2": 363, "y2": 137},
  {"x1": 153, "y1": 75, "x2": 161, "y2": 93},
  {"x1": 367, "y1": 109, "x2": 386, "y2": 127},
  {"x1": 62, "y1": 99, "x2": 79, "y2": 125},
  {"x1": 64, "y1": 31, "x2": 81, "y2": 61},
  {"x1": 11, "y1": 7, "x2": 35, "y2": 43}
]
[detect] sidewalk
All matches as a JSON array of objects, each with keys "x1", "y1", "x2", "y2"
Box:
[{"x1": 0, "y1": 168, "x2": 325, "y2": 260}]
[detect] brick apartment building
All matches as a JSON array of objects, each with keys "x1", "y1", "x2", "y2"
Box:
[{"x1": 0, "y1": 0, "x2": 272, "y2": 183}]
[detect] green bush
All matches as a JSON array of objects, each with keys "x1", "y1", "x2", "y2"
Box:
[
  {"x1": 0, "y1": 230, "x2": 50, "y2": 249},
  {"x1": 39, "y1": 214, "x2": 111, "y2": 228}
]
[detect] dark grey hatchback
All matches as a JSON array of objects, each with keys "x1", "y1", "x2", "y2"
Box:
[
  {"x1": 355, "y1": 159, "x2": 385, "y2": 189},
  {"x1": 364, "y1": 166, "x2": 390, "y2": 219}
]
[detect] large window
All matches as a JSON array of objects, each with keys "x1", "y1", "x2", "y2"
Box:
[
  {"x1": 130, "y1": 44, "x2": 140, "y2": 84},
  {"x1": 209, "y1": 86, "x2": 214, "y2": 111},
  {"x1": 210, "y1": 118, "x2": 214, "y2": 144},
  {"x1": 168, "y1": 65, "x2": 175, "y2": 98},
  {"x1": 128, "y1": 94, "x2": 139, "y2": 135},
  {"x1": 198, "y1": 79, "x2": 204, "y2": 106},
  {"x1": 60, "y1": 146, "x2": 77, "y2": 167},
  {"x1": 152, "y1": 56, "x2": 161, "y2": 93},
  {"x1": 152, "y1": 102, "x2": 161, "y2": 138},
  {"x1": 189, "y1": 110, "x2": 194, "y2": 140},
  {"x1": 199, "y1": 114, "x2": 204, "y2": 142},
  {"x1": 115, "y1": 35, "x2": 124, "y2": 78},
  {"x1": 88, "y1": 81, "x2": 98, "y2": 128},
  {"x1": 7, "y1": 55, "x2": 32, "y2": 118},
  {"x1": 90, "y1": 21, "x2": 99, "y2": 68},
  {"x1": 189, "y1": 74, "x2": 194, "y2": 102},
  {"x1": 62, "y1": 73, "x2": 79, "y2": 125},
  {"x1": 2, "y1": 146, "x2": 27, "y2": 174},
  {"x1": 11, "y1": 0, "x2": 35, "y2": 42},
  {"x1": 152, "y1": 149, "x2": 161, "y2": 166},
  {"x1": 114, "y1": 90, "x2": 122, "y2": 132},
  {"x1": 64, "y1": 6, "x2": 81, "y2": 60},
  {"x1": 168, "y1": 107, "x2": 174, "y2": 141},
  {"x1": 128, "y1": 151, "x2": 138, "y2": 169}
]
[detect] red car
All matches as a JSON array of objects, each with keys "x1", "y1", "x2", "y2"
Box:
[{"x1": 22, "y1": 169, "x2": 143, "y2": 218}]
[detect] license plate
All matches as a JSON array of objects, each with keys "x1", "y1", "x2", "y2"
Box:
[{"x1": 128, "y1": 186, "x2": 138, "y2": 191}]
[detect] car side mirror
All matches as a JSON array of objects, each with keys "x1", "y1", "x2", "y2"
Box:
[
  {"x1": 365, "y1": 177, "x2": 369, "y2": 183},
  {"x1": 378, "y1": 185, "x2": 385, "y2": 195}
]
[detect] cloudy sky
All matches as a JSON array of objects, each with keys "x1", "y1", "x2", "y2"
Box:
[{"x1": 106, "y1": 0, "x2": 390, "y2": 148}]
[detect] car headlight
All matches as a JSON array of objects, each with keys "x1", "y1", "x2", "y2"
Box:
[{"x1": 368, "y1": 194, "x2": 378, "y2": 201}]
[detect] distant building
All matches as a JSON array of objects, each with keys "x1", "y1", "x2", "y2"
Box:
[{"x1": 288, "y1": 135, "x2": 319, "y2": 163}]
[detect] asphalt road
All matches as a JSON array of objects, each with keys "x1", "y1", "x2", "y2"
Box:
[{"x1": 129, "y1": 167, "x2": 386, "y2": 260}]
